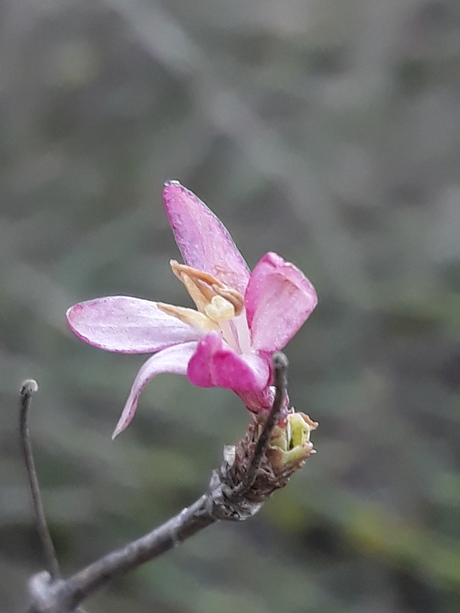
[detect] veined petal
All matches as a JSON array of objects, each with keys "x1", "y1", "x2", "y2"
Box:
[
  {"x1": 67, "y1": 296, "x2": 202, "y2": 353},
  {"x1": 163, "y1": 181, "x2": 250, "y2": 293},
  {"x1": 245, "y1": 252, "x2": 318, "y2": 352},
  {"x1": 112, "y1": 342, "x2": 198, "y2": 438},
  {"x1": 187, "y1": 331, "x2": 270, "y2": 391}
]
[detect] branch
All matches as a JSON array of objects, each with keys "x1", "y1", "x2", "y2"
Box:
[
  {"x1": 19, "y1": 380, "x2": 60, "y2": 581},
  {"x1": 233, "y1": 352, "x2": 288, "y2": 496},
  {"x1": 25, "y1": 353, "x2": 299, "y2": 613}
]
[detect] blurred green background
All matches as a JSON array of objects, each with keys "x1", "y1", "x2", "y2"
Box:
[{"x1": 2, "y1": 0, "x2": 460, "y2": 611}]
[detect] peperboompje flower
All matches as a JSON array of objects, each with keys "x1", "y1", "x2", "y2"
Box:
[{"x1": 67, "y1": 181, "x2": 318, "y2": 444}]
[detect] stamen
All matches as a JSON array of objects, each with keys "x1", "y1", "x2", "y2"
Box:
[
  {"x1": 219, "y1": 319, "x2": 240, "y2": 352},
  {"x1": 170, "y1": 261, "x2": 217, "y2": 287},
  {"x1": 233, "y1": 312, "x2": 252, "y2": 354},
  {"x1": 170, "y1": 261, "x2": 216, "y2": 312},
  {"x1": 170, "y1": 260, "x2": 244, "y2": 316},
  {"x1": 212, "y1": 285, "x2": 244, "y2": 316},
  {"x1": 157, "y1": 302, "x2": 216, "y2": 331}
]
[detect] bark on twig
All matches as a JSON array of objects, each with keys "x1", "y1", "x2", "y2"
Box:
[
  {"x1": 24, "y1": 352, "x2": 313, "y2": 613},
  {"x1": 19, "y1": 380, "x2": 60, "y2": 581}
]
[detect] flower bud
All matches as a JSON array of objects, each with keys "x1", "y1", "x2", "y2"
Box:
[{"x1": 267, "y1": 411, "x2": 318, "y2": 471}]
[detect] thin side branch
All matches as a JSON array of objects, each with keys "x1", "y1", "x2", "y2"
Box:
[
  {"x1": 235, "y1": 351, "x2": 288, "y2": 495},
  {"x1": 19, "y1": 380, "x2": 60, "y2": 581},
  {"x1": 28, "y1": 495, "x2": 215, "y2": 613}
]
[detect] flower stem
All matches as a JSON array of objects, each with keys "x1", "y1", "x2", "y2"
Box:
[{"x1": 233, "y1": 351, "x2": 288, "y2": 496}]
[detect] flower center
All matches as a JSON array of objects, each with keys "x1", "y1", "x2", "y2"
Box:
[
  {"x1": 158, "y1": 261, "x2": 251, "y2": 353},
  {"x1": 204, "y1": 295, "x2": 235, "y2": 322}
]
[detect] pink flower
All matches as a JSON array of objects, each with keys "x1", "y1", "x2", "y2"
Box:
[{"x1": 67, "y1": 181, "x2": 317, "y2": 438}]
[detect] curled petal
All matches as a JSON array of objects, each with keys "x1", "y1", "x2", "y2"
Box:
[
  {"x1": 67, "y1": 296, "x2": 202, "y2": 353},
  {"x1": 163, "y1": 181, "x2": 250, "y2": 293},
  {"x1": 245, "y1": 252, "x2": 318, "y2": 352},
  {"x1": 187, "y1": 331, "x2": 270, "y2": 391},
  {"x1": 112, "y1": 342, "x2": 198, "y2": 438},
  {"x1": 237, "y1": 386, "x2": 289, "y2": 416}
]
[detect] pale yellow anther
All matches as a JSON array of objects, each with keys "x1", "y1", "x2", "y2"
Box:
[
  {"x1": 211, "y1": 285, "x2": 244, "y2": 316},
  {"x1": 204, "y1": 295, "x2": 235, "y2": 323}
]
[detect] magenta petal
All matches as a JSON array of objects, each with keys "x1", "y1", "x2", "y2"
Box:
[
  {"x1": 245, "y1": 252, "x2": 318, "y2": 352},
  {"x1": 112, "y1": 341, "x2": 198, "y2": 438},
  {"x1": 67, "y1": 296, "x2": 202, "y2": 353},
  {"x1": 238, "y1": 387, "x2": 290, "y2": 417},
  {"x1": 187, "y1": 331, "x2": 270, "y2": 391},
  {"x1": 163, "y1": 181, "x2": 250, "y2": 293}
]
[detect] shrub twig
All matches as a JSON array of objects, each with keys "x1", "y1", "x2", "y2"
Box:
[
  {"x1": 19, "y1": 380, "x2": 60, "y2": 581},
  {"x1": 24, "y1": 353, "x2": 297, "y2": 613}
]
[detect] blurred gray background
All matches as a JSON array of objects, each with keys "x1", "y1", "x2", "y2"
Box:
[{"x1": 1, "y1": 0, "x2": 460, "y2": 611}]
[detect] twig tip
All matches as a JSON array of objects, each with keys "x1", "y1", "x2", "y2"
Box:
[
  {"x1": 20, "y1": 379, "x2": 39, "y2": 397},
  {"x1": 272, "y1": 352, "x2": 288, "y2": 370}
]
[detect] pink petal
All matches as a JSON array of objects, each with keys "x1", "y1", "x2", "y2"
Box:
[
  {"x1": 187, "y1": 331, "x2": 270, "y2": 391},
  {"x1": 237, "y1": 387, "x2": 290, "y2": 417},
  {"x1": 67, "y1": 296, "x2": 202, "y2": 353},
  {"x1": 245, "y1": 252, "x2": 318, "y2": 352},
  {"x1": 163, "y1": 181, "x2": 250, "y2": 293},
  {"x1": 112, "y1": 341, "x2": 198, "y2": 438}
]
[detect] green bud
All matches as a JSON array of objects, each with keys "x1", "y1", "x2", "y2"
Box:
[{"x1": 268, "y1": 411, "x2": 318, "y2": 470}]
